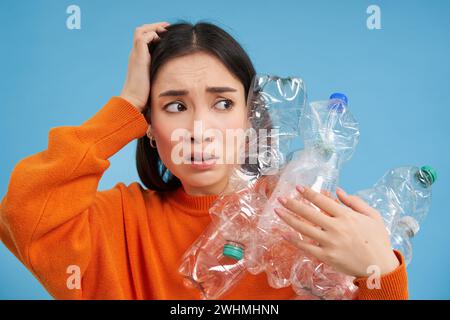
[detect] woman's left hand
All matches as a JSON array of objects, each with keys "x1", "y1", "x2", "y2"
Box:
[{"x1": 275, "y1": 185, "x2": 400, "y2": 278}]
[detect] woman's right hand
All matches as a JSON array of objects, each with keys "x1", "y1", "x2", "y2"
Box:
[{"x1": 120, "y1": 22, "x2": 170, "y2": 112}]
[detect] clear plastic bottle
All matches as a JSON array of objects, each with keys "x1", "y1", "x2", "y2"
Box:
[
  {"x1": 356, "y1": 165, "x2": 437, "y2": 266},
  {"x1": 250, "y1": 93, "x2": 360, "y2": 288},
  {"x1": 290, "y1": 252, "x2": 358, "y2": 300},
  {"x1": 178, "y1": 221, "x2": 248, "y2": 299}
]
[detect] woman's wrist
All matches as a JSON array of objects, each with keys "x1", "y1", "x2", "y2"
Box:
[
  {"x1": 379, "y1": 250, "x2": 401, "y2": 275},
  {"x1": 119, "y1": 92, "x2": 145, "y2": 112}
]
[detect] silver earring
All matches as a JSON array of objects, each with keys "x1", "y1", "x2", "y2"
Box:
[
  {"x1": 147, "y1": 131, "x2": 156, "y2": 148},
  {"x1": 146, "y1": 127, "x2": 157, "y2": 148},
  {"x1": 148, "y1": 135, "x2": 157, "y2": 148}
]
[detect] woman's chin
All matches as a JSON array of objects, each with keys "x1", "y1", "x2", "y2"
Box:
[
  {"x1": 169, "y1": 162, "x2": 234, "y2": 194},
  {"x1": 180, "y1": 168, "x2": 228, "y2": 192}
]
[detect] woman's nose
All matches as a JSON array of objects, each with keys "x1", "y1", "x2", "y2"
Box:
[
  {"x1": 188, "y1": 111, "x2": 216, "y2": 144},
  {"x1": 190, "y1": 131, "x2": 215, "y2": 144}
]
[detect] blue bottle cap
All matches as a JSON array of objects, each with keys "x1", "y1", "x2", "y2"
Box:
[
  {"x1": 328, "y1": 93, "x2": 348, "y2": 113},
  {"x1": 329, "y1": 92, "x2": 348, "y2": 105}
]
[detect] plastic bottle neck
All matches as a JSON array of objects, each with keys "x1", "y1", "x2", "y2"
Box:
[{"x1": 416, "y1": 169, "x2": 434, "y2": 188}]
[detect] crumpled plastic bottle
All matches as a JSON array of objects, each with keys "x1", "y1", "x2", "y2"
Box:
[
  {"x1": 249, "y1": 93, "x2": 360, "y2": 290},
  {"x1": 290, "y1": 249, "x2": 359, "y2": 300},
  {"x1": 356, "y1": 165, "x2": 437, "y2": 266}
]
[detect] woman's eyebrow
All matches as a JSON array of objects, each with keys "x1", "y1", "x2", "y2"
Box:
[{"x1": 158, "y1": 86, "x2": 237, "y2": 97}]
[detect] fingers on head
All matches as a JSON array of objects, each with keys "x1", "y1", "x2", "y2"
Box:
[
  {"x1": 134, "y1": 22, "x2": 169, "y2": 43},
  {"x1": 134, "y1": 31, "x2": 160, "y2": 48}
]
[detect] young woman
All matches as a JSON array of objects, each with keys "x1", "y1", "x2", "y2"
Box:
[{"x1": 0, "y1": 21, "x2": 408, "y2": 299}]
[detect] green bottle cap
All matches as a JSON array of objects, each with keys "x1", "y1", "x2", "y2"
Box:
[
  {"x1": 223, "y1": 243, "x2": 244, "y2": 261},
  {"x1": 420, "y1": 165, "x2": 437, "y2": 185}
]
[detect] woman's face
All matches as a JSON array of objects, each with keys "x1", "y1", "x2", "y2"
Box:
[{"x1": 149, "y1": 51, "x2": 248, "y2": 195}]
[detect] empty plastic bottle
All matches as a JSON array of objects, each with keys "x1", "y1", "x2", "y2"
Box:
[
  {"x1": 250, "y1": 93, "x2": 360, "y2": 288},
  {"x1": 178, "y1": 213, "x2": 248, "y2": 298},
  {"x1": 356, "y1": 165, "x2": 437, "y2": 265}
]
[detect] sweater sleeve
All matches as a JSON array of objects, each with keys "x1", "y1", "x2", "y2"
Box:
[
  {"x1": 354, "y1": 250, "x2": 409, "y2": 300},
  {"x1": 0, "y1": 96, "x2": 148, "y2": 299}
]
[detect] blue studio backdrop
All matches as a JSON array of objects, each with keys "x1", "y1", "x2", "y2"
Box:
[{"x1": 0, "y1": 0, "x2": 449, "y2": 299}]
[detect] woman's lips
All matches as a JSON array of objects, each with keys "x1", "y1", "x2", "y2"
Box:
[{"x1": 187, "y1": 155, "x2": 218, "y2": 170}]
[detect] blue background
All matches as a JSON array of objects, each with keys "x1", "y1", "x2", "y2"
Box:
[{"x1": 0, "y1": 0, "x2": 449, "y2": 299}]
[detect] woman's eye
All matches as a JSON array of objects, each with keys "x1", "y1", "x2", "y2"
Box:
[
  {"x1": 164, "y1": 102, "x2": 187, "y2": 113},
  {"x1": 215, "y1": 99, "x2": 234, "y2": 111}
]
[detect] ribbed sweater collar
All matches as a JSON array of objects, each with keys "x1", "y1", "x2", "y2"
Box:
[{"x1": 166, "y1": 186, "x2": 219, "y2": 216}]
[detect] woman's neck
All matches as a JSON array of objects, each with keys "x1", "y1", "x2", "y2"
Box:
[{"x1": 181, "y1": 178, "x2": 229, "y2": 196}]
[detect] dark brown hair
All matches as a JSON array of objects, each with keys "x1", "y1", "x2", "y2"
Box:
[{"x1": 136, "y1": 21, "x2": 256, "y2": 191}]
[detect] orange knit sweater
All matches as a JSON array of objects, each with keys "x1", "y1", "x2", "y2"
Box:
[{"x1": 0, "y1": 97, "x2": 408, "y2": 300}]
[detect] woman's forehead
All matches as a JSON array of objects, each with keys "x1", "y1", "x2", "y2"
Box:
[{"x1": 153, "y1": 52, "x2": 243, "y2": 92}]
